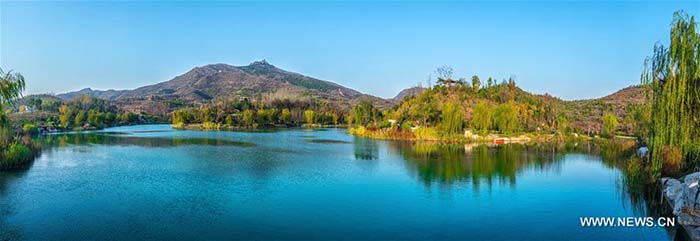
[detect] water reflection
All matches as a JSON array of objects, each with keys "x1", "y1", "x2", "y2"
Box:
[
  {"x1": 347, "y1": 138, "x2": 678, "y2": 238},
  {"x1": 388, "y1": 142, "x2": 564, "y2": 188},
  {"x1": 353, "y1": 137, "x2": 379, "y2": 160},
  {"x1": 38, "y1": 133, "x2": 256, "y2": 148}
]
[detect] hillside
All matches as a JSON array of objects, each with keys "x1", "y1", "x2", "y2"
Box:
[
  {"x1": 57, "y1": 60, "x2": 393, "y2": 115},
  {"x1": 57, "y1": 88, "x2": 126, "y2": 100},
  {"x1": 381, "y1": 81, "x2": 648, "y2": 136},
  {"x1": 393, "y1": 87, "x2": 426, "y2": 101},
  {"x1": 562, "y1": 86, "x2": 648, "y2": 135}
]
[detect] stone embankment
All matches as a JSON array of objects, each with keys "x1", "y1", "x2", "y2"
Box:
[{"x1": 662, "y1": 173, "x2": 700, "y2": 240}]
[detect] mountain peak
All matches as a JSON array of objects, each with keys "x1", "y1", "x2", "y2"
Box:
[{"x1": 249, "y1": 59, "x2": 271, "y2": 66}]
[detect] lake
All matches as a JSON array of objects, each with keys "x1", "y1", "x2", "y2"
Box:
[{"x1": 0, "y1": 125, "x2": 681, "y2": 240}]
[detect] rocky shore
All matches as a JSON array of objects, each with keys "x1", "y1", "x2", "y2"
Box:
[{"x1": 662, "y1": 173, "x2": 700, "y2": 240}]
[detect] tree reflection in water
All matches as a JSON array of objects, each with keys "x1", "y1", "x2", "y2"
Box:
[
  {"x1": 375, "y1": 139, "x2": 674, "y2": 228},
  {"x1": 37, "y1": 132, "x2": 256, "y2": 149},
  {"x1": 353, "y1": 137, "x2": 379, "y2": 160},
  {"x1": 389, "y1": 141, "x2": 565, "y2": 189}
]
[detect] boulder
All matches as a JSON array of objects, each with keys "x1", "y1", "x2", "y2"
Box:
[
  {"x1": 684, "y1": 175, "x2": 700, "y2": 210},
  {"x1": 663, "y1": 178, "x2": 684, "y2": 203}
]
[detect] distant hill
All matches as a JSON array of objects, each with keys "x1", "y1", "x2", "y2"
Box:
[
  {"x1": 562, "y1": 86, "x2": 648, "y2": 135},
  {"x1": 393, "y1": 87, "x2": 426, "y2": 101},
  {"x1": 57, "y1": 60, "x2": 394, "y2": 115},
  {"x1": 58, "y1": 88, "x2": 126, "y2": 100}
]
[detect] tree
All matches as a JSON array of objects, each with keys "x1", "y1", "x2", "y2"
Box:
[
  {"x1": 556, "y1": 113, "x2": 568, "y2": 134},
  {"x1": 225, "y1": 115, "x2": 234, "y2": 126},
  {"x1": 494, "y1": 102, "x2": 520, "y2": 134},
  {"x1": 642, "y1": 12, "x2": 700, "y2": 176},
  {"x1": 472, "y1": 101, "x2": 493, "y2": 134},
  {"x1": 201, "y1": 106, "x2": 214, "y2": 123},
  {"x1": 172, "y1": 109, "x2": 195, "y2": 125},
  {"x1": 471, "y1": 75, "x2": 481, "y2": 92},
  {"x1": 257, "y1": 108, "x2": 270, "y2": 125},
  {"x1": 351, "y1": 99, "x2": 379, "y2": 126},
  {"x1": 74, "y1": 110, "x2": 86, "y2": 127},
  {"x1": 304, "y1": 110, "x2": 315, "y2": 125},
  {"x1": 435, "y1": 66, "x2": 454, "y2": 85},
  {"x1": 601, "y1": 113, "x2": 618, "y2": 138},
  {"x1": 0, "y1": 68, "x2": 25, "y2": 129},
  {"x1": 0, "y1": 68, "x2": 26, "y2": 106},
  {"x1": 441, "y1": 103, "x2": 463, "y2": 135},
  {"x1": 87, "y1": 109, "x2": 104, "y2": 127},
  {"x1": 105, "y1": 112, "x2": 116, "y2": 126},
  {"x1": 332, "y1": 113, "x2": 339, "y2": 125},
  {"x1": 242, "y1": 109, "x2": 254, "y2": 127},
  {"x1": 281, "y1": 108, "x2": 291, "y2": 123},
  {"x1": 59, "y1": 105, "x2": 74, "y2": 128},
  {"x1": 627, "y1": 103, "x2": 651, "y2": 139}
]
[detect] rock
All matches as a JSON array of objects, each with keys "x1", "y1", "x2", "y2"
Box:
[
  {"x1": 685, "y1": 178, "x2": 700, "y2": 210},
  {"x1": 691, "y1": 227, "x2": 700, "y2": 241},
  {"x1": 685, "y1": 173, "x2": 700, "y2": 185},
  {"x1": 675, "y1": 199, "x2": 688, "y2": 216},
  {"x1": 679, "y1": 213, "x2": 700, "y2": 227},
  {"x1": 664, "y1": 178, "x2": 684, "y2": 203}
]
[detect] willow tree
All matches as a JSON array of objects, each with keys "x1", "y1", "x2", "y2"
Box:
[
  {"x1": 642, "y1": 12, "x2": 700, "y2": 177},
  {"x1": 440, "y1": 103, "x2": 463, "y2": 135},
  {"x1": 0, "y1": 68, "x2": 25, "y2": 147}
]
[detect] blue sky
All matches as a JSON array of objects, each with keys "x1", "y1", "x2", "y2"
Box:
[{"x1": 1, "y1": 1, "x2": 698, "y2": 100}]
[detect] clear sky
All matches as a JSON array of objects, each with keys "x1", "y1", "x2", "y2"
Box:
[{"x1": 1, "y1": 1, "x2": 698, "y2": 100}]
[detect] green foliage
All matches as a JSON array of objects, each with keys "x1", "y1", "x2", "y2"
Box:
[
  {"x1": 256, "y1": 108, "x2": 278, "y2": 126},
  {"x1": 304, "y1": 110, "x2": 315, "y2": 124},
  {"x1": 601, "y1": 113, "x2": 618, "y2": 138},
  {"x1": 59, "y1": 105, "x2": 74, "y2": 128},
  {"x1": 351, "y1": 99, "x2": 380, "y2": 126},
  {"x1": 1, "y1": 142, "x2": 32, "y2": 169},
  {"x1": 413, "y1": 127, "x2": 439, "y2": 140},
  {"x1": 642, "y1": 12, "x2": 700, "y2": 176},
  {"x1": 74, "y1": 110, "x2": 86, "y2": 127},
  {"x1": 471, "y1": 75, "x2": 481, "y2": 92},
  {"x1": 242, "y1": 109, "x2": 255, "y2": 127},
  {"x1": 626, "y1": 103, "x2": 651, "y2": 139},
  {"x1": 22, "y1": 123, "x2": 38, "y2": 135},
  {"x1": 201, "y1": 106, "x2": 214, "y2": 123},
  {"x1": 172, "y1": 108, "x2": 196, "y2": 126},
  {"x1": 281, "y1": 108, "x2": 291, "y2": 123},
  {"x1": 0, "y1": 68, "x2": 26, "y2": 106},
  {"x1": 87, "y1": 109, "x2": 104, "y2": 127},
  {"x1": 440, "y1": 103, "x2": 463, "y2": 135},
  {"x1": 556, "y1": 113, "x2": 568, "y2": 134},
  {"x1": 472, "y1": 101, "x2": 493, "y2": 134},
  {"x1": 493, "y1": 102, "x2": 520, "y2": 134},
  {"x1": 225, "y1": 115, "x2": 234, "y2": 126}
]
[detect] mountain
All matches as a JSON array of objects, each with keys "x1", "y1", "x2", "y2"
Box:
[
  {"x1": 58, "y1": 88, "x2": 126, "y2": 100},
  {"x1": 393, "y1": 87, "x2": 426, "y2": 101},
  {"x1": 58, "y1": 60, "x2": 393, "y2": 114},
  {"x1": 562, "y1": 86, "x2": 648, "y2": 134}
]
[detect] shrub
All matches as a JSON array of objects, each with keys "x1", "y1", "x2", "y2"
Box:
[
  {"x1": 601, "y1": 113, "x2": 618, "y2": 138},
  {"x1": 202, "y1": 121, "x2": 220, "y2": 130},
  {"x1": 661, "y1": 145, "x2": 682, "y2": 174},
  {"x1": 1, "y1": 142, "x2": 33, "y2": 169},
  {"x1": 348, "y1": 126, "x2": 368, "y2": 136},
  {"x1": 412, "y1": 127, "x2": 439, "y2": 140},
  {"x1": 22, "y1": 123, "x2": 38, "y2": 135}
]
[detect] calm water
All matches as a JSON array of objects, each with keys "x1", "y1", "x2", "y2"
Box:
[{"x1": 0, "y1": 125, "x2": 680, "y2": 240}]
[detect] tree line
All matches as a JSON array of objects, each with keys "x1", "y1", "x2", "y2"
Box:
[{"x1": 171, "y1": 98, "x2": 348, "y2": 129}]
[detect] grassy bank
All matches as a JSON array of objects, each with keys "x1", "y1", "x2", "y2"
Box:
[{"x1": 347, "y1": 125, "x2": 607, "y2": 144}]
